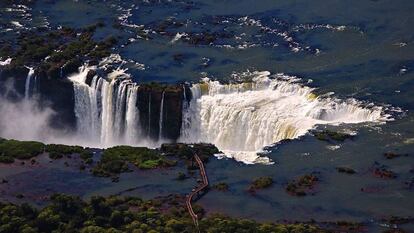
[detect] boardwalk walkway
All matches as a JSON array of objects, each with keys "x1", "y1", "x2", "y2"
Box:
[{"x1": 186, "y1": 154, "x2": 209, "y2": 231}]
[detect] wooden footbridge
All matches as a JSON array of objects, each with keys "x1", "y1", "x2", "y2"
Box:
[{"x1": 186, "y1": 153, "x2": 209, "y2": 231}]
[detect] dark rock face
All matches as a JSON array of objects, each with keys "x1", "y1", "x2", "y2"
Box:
[
  {"x1": 62, "y1": 58, "x2": 82, "y2": 77},
  {"x1": 163, "y1": 87, "x2": 184, "y2": 140},
  {"x1": 0, "y1": 66, "x2": 28, "y2": 101},
  {"x1": 36, "y1": 70, "x2": 76, "y2": 131},
  {"x1": 85, "y1": 70, "x2": 97, "y2": 86},
  {"x1": 0, "y1": 66, "x2": 76, "y2": 132},
  {"x1": 137, "y1": 85, "x2": 183, "y2": 141},
  {"x1": 137, "y1": 86, "x2": 158, "y2": 140},
  {"x1": 1, "y1": 65, "x2": 185, "y2": 142}
]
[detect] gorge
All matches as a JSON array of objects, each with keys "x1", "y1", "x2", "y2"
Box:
[
  {"x1": 1, "y1": 1, "x2": 413, "y2": 232},
  {"x1": 1, "y1": 61, "x2": 389, "y2": 164}
]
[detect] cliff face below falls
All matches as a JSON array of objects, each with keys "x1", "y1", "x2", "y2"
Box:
[
  {"x1": 137, "y1": 85, "x2": 183, "y2": 141},
  {"x1": 0, "y1": 66, "x2": 185, "y2": 142},
  {"x1": 0, "y1": 66, "x2": 77, "y2": 132}
]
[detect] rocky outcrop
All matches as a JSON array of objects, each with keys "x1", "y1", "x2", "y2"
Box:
[
  {"x1": 35, "y1": 68, "x2": 76, "y2": 130},
  {"x1": 136, "y1": 84, "x2": 183, "y2": 141},
  {"x1": 0, "y1": 66, "x2": 28, "y2": 101}
]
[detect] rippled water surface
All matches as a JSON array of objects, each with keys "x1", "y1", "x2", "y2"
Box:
[{"x1": 1, "y1": 0, "x2": 414, "y2": 231}]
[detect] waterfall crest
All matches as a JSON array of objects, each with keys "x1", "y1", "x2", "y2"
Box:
[
  {"x1": 24, "y1": 67, "x2": 35, "y2": 99},
  {"x1": 69, "y1": 65, "x2": 389, "y2": 164},
  {"x1": 180, "y1": 71, "x2": 388, "y2": 164}
]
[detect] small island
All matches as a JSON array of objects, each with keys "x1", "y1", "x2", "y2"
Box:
[
  {"x1": 286, "y1": 174, "x2": 319, "y2": 196},
  {"x1": 248, "y1": 176, "x2": 273, "y2": 193}
]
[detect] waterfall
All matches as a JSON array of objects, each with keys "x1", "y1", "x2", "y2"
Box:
[
  {"x1": 69, "y1": 66, "x2": 98, "y2": 141},
  {"x1": 113, "y1": 80, "x2": 129, "y2": 139},
  {"x1": 24, "y1": 67, "x2": 35, "y2": 99},
  {"x1": 159, "y1": 91, "x2": 165, "y2": 140},
  {"x1": 125, "y1": 85, "x2": 139, "y2": 144},
  {"x1": 148, "y1": 93, "x2": 151, "y2": 137},
  {"x1": 89, "y1": 76, "x2": 102, "y2": 139},
  {"x1": 180, "y1": 71, "x2": 388, "y2": 164},
  {"x1": 69, "y1": 66, "x2": 145, "y2": 147},
  {"x1": 34, "y1": 76, "x2": 38, "y2": 93},
  {"x1": 68, "y1": 64, "x2": 388, "y2": 164}
]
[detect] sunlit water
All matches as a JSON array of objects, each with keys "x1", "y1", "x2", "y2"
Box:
[{"x1": 0, "y1": 0, "x2": 414, "y2": 230}]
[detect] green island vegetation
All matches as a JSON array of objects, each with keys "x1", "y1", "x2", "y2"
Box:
[
  {"x1": 313, "y1": 130, "x2": 353, "y2": 142},
  {"x1": 92, "y1": 143, "x2": 219, "y2": 177},
  {"x1": 45, "y1": 144, "x2": 89, "y2": 160},
  {"x1": 212, "y1": 182, "x2": 229, "y2": 191},
  {"x1": 286, "y1": 174, "x2": 319, "y2": 196},
  {"x1": 0, "y1": 138, "x2": 93, "y2": 164},
  {"x1": 0, "y1": 139, "x2": 44, "y2": 163},
  {"x1": 0, "y1": 193, "x2": 344, "y2": 233},
  {"x1": 92, "y1": 146, "x2": 177, "y2": 177},
  {"x1": 1, "y1": 22, "x2": 116, "y2": 81},
  {"x1": 0, "y1": 138, "x2": 220, "y2": 180},
  {"x1": 248, "y1": 176, "x2": 273, "y2": 192},
  {"x1": 160, "y1": 143, "x2": 220, "y2": 161}
]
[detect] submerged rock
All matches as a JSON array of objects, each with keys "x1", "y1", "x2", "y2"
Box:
[
  {"x1": 336, "y1": 167, "x2": 357, "y2": 174},
  {"x1": 384, "y1": 152, "x2": 408, "y2": 160},
  {"x1": 213, "y1": 182, "x2": 229, "y2": 191},
  {"x1": 373, "y1": 167, "x2": 397, "y2": 179},
  {"x1": 176, "y1": 172, "x2": 187, "y2": 180},
  {"x1": 85, "y1": 70, "x2": 97, "y2": 86},
  {"x1": 286, "y1": 174, "x2": 319, "y2": 196}
]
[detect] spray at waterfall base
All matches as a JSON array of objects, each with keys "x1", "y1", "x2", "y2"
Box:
[{"x1": 68, "y1": 67, "x2": 390, "y2": 164}]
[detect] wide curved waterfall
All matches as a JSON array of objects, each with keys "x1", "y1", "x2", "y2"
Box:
[
  {"x1": 69, "y1": 66, "x2": 387, "y2": 164},
  {"x1": 180, "y1": 71, "x2": 387, "y2": 164}
]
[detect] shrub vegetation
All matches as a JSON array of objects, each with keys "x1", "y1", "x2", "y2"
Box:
[
  {"x1": 92, "y1": 146, "x2": 176, "y2": 177},
  {"x1": 0, "y1": 194, "x2": 329, "y2": 233},
  {"x1": 0, "y1": 139, "x2": 45, "y2": 163}
]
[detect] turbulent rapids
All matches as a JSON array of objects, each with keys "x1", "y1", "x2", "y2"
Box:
[{"x1": 68, "y1": 67, "x2": 387, "y2": 164}]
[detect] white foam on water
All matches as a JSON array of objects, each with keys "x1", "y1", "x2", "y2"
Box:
[
  {"x1": 170, "y1": 32, "x2": 188, "y2": 44},
  {"x1": 10, "y1": 21, "x2": 23, "y2": 28},
  {"x1": 0, "y1": 58, "x2": 12, "y2": 66}
]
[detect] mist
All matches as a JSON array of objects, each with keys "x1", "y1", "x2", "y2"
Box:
[{"x1": 0, "y1": 96, "x2": 55, "y2": 142}]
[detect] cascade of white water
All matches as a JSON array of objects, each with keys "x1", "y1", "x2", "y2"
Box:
[
  {"x1": 24, "y1": 67, "x2": 35, "y2": 99},
  {"x1": 159, "y1": 91, "x2": 165, "y2": 140},
  {"x1": 69, "y1": 66, "x2": 97, "y2": 140},
  {"x1": 88, "y1": 75, "x2": 102, "y2": 140},
  {"x1": 69, "y1": 66, "x2": 143, "y2": 147},
  {"x1": 113, "y1": 80, "x2": 129, "y2": 139},
  {"x1": 100, "y1": 79, "x2": 115, "y2": 145},
  {"x1": 148, "y1": 93, "x2": 151, "y2": 137},
  {"x1": 125, "y1": 85, "x2": 139, "y2": 144},
  {"x1": 34, "y1": 76, "x2": 38, "y2": 92},
  {"x1": 180, "y1": 71, "x2": 388, "y2": 164},
  {"x1": 69, "y1": 65, "x2": 388, "y2": 164}
]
